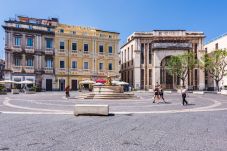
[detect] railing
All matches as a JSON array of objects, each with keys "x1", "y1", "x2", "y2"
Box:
[
  {"x1": 43, "y1": 67, "x2": 54, "y2": 74},
  {"x1": 12, "y1": 66, "x2": 22, "y2": 72},
  {"x1": 24, "y1": 66, "x2": 34, "y2": 73},
  {"x1": 12, "y1": 46, "x2": 22, "y2": 52},
  {"x1": 45, "y1": 48, "x2": 54, "y2": 55},
  {"x1": 25, "y1": 47, "x2": 34, "y2": 53}
]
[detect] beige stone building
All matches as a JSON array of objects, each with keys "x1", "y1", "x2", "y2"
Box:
[
  {"x1": 204, "y1": 34, "x2": 227, "y2": 90},
  {"x1": 120, "y1": 30, "x2": 205, "y2": 90}
]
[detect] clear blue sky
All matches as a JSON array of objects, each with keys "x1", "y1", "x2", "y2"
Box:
[{"x1": 1, "y1": 0, "x2": 227, "y2": 59}]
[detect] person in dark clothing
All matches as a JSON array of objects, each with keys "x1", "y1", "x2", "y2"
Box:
[
  {"x1": 159, "y1": 86, "x2": 166, "y2": 103},
  {"x1": 153, "y1": 86, "x2": 160, "y2": 103},
  {"x1": 181, "y1": 86, "x2": 188, "y2": 105},
  {"x1": 65, "y1": 86, "x2": 70, "y2": 98}
]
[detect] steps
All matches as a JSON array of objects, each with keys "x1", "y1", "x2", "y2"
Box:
[{"x1": 79, "y1": 92, "x2": 135, "y2": 99}]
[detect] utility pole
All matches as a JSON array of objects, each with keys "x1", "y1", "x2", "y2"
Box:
[{"x1": 67, "y1": 39, "x2": 70, "y2": 87}]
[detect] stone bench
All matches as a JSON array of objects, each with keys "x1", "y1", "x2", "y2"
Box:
[
  {"x1": 74, "y1": 104, "x2": 109, "y2": 116},
  {"x1": 193, "y1": 91, "x2": 204, "y2": 95}
]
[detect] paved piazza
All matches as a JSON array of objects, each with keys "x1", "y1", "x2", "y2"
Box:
[{"x1": 0, "y1": 92, "x2": 227, "y2": 151}]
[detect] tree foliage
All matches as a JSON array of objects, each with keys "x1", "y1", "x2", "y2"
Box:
[
  {"x1": 166, "y1": 52, "x2": 197, "y2": 87},
  {"x1": 201, "y1": 49, "x2": 227, "y2": 91}
]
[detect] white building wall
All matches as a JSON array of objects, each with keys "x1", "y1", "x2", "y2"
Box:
[{"x1": 204, "y1": 34, "x2": 227, "y2": 89}]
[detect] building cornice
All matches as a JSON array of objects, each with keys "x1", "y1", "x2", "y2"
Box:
[{"x1": 2, "y1": 25, "x2": 55, "y2": 35}]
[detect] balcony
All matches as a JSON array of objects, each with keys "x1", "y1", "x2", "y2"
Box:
[
  {"x1": 45, "y1": 48, "x2": 54, "y2": 55},
  {"x1": 24, "y1": 66, "x2": 34, "y2": 73},
  {"x1": 25, "y1": 46, "x2": 35, "y2": 53},
  {"x1": 12, "y1": 45, "x2": 22, "y2": 53},
  {"x1": 152, "y1": 43, "x2": 192, "y2": 50},
  {"x1": 12, "y1": 66, "x2": 22, "y2": 73},
  {"x1": 43, "y1": 67, "x2": 54, "y2": 74}
]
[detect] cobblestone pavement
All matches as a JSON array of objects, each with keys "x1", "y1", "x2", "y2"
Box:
[{"x1": 0, "y1": 92, "x2": 227, "y2": 150}]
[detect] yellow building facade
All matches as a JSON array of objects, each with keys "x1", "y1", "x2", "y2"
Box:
[{"x1": 54, "y1": 24, "x2": 120, "y2": 91}]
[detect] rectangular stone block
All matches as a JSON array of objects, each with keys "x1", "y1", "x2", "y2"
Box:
[
  {"x1": 74, "y1": 104, "x2": 109, "y2": 116},
  {"x1": 221, "y1": 90, "x2": 227, "y2": 95},
  {"x1": 193, "y1": 91, "x2": 204, "y2": 95}
]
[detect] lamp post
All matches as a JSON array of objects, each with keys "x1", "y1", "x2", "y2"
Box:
[{"x1": 67, "y1": 39, "x2": 70, "y2": 87}]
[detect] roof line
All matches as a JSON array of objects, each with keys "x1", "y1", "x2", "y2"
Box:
[{"x1": 206, "y1": 33, "x2": 227, "y2": 45}]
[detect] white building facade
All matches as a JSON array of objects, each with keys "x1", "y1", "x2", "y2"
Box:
[
  {"x1": 120, "y1": 30, "x2": 205, "y2": 90},
  {"x1": 204, "y1": 34, "x2": 227, "y2": 90}
]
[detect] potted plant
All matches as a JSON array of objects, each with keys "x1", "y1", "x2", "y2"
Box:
[
  {"x1": 26, "y1": 86, "x2": 37, "y2": 94},
  {"x1": 0, "y1": 85, "x2": 7, "y2": 95}
]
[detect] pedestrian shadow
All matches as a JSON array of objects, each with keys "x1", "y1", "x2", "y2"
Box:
[
  {"x1": 186, "y1": 103, "x2": 195, "y2": 106},
  {"x1": 157, "y1": 102, "x2": 171, "y2": 104}
]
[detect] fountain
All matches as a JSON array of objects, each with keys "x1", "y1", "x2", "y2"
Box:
[{"x1": 80, "y1": 76, "x2": 135, "y2": 99}]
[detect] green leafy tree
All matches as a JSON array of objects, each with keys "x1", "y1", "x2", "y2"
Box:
[
  {"x1": 201, "y1": 49, "x2": 227, "y2": 91},
  {"x1": 166, "y1": 52, "x2": 197, "y2": 87}
]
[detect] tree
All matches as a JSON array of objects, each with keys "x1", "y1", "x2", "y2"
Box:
[
  {"x1": 166, "y1": 52, "x2": 197, "y2": 87},
  {"x1": 201, "y1": 49, "x2": 227, "y2": 91}
]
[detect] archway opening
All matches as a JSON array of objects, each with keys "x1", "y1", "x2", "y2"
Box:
[{"x1": 160, "y1": 56, "x2": 180, "y2": 89}]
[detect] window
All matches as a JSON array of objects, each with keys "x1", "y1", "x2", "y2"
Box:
[
  {"x1": 15, "y1": 58, "x2": 20, "y2": 66},
  {"x1": 99, "y1": 45, "x2": 104, "y2": 53},
  {"x1": 109, "y1": 35, "x2": 112, "y2": 38},
  {"x1": 108, "y1": 63, "x2": 113, "y2": 70},
  {"x1": 131, "y1": 45, "x2": 134, "y2": 65},
  {"x1": 28, "y1": 25, "x2": 33, "y2": 30},
  {"x1": 16, "y1": 24, "x2": 20, "y2": 28},
  {"x1": 72, "y1": 43, "x2": 77, "y2": 51},
  {"x1": 84, "y1": 44, "x2": 88, "y2": 52},
  {"x1": 46, "y1": 59, "x2": 53, "y2": 68},
  {"x1": 83, "y1": 62, "x2": 89, "y2": 69},
  {"x1": 47, "y1": 28, "x2": 51, "y2": 32},
  {"x1": 15, "y1": 37, "x2": 21, "y2": 46},
  {"x1": 215, "y1": 43, "x2": 218, "y2": 50},
  {"x1": 149, "y1": 43, "x2": 152, "y2": 64},
  {"x1": 60, "y1": 29, "x2": 64, "y2": 33},
  {"x1": 194, "y1": 43, "x2": 198, "y2": 59},
  {"x1": 60, "y1": 61, "x2": 65, "y2": 68},
  {"x1": 27, "y1": 58, "x2": 33, "y2": 66},
  {"x1": 141, "y1": 43, "x2": 144, "y2": 64},
  {"x1": 99, "y1": 63, "x2": 103, "y2": 71},
  {"x1": 60, "y1": 41, "x2": 64, "y2": 50},
  {"x1": 72, "y1": 61, "x2": 77, "y2": 69},
  {"x1": 109, "y1": 46, "x2": 113, "y2": 54},
  {"x1": 27, "y1": 37, "x2": 33, "y2": 47},
  {"x1": 46, "y1": 38, "x2": 53, "y2": 48}
]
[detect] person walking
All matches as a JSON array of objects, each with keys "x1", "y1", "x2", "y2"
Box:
[
  {"x1": 181, "y1": 86, "x2": 188, "y2": 105},
  {"x1": 159, "y1": 86, "x2": 166, "y2": 103},
  {"x1": 153, "y1": 85, "x2": 160, "y2": 103},
  {"x1": 65, "y1": 86, "x2": 70, "y2": 98}
]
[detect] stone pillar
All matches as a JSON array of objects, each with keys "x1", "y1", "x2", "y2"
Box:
[
  {"x1": 198, "y1": 38, "x2": 205, "y2": 90},
  {"x1": 152, "y1": 50, "x2": 160, "y2": 89},
  {"x1": 134, "y1": 39, "x2": 141, "y2": 89},
  {"x1": 22, "y1": 54, "x2": 26, "y2": 66},
  {"x1": 144, "y1": 43, "x2": 148, "y2": 90}
]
